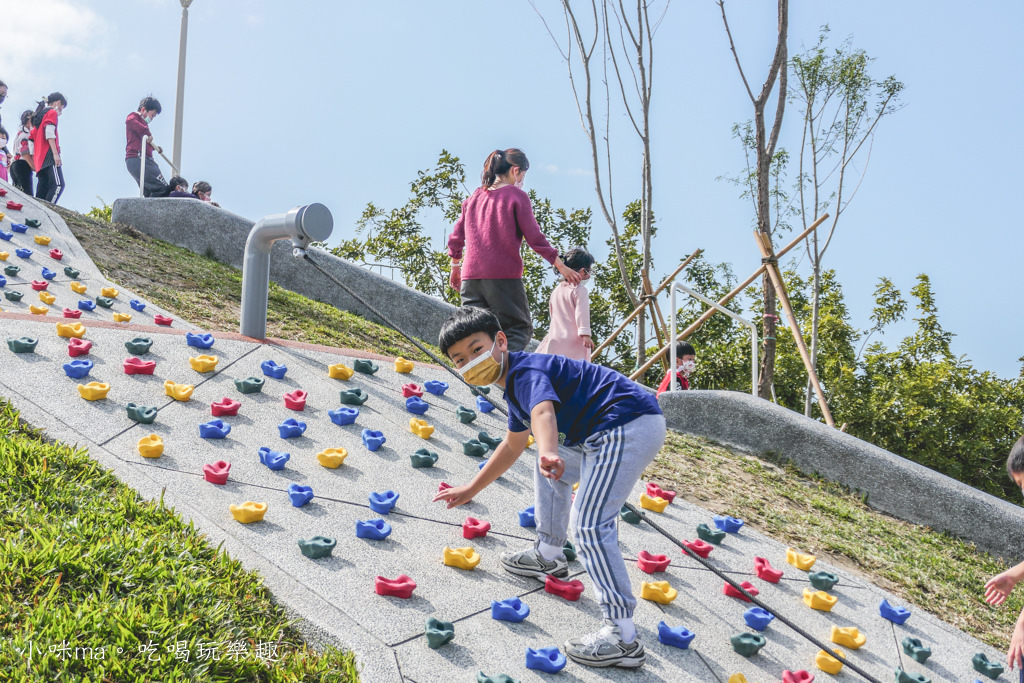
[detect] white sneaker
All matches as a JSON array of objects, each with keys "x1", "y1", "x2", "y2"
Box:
[
  {"x1": 565, "y1": 620, "x2": 646, "y2": 668},
  {"x1": 499, "y1": 547, "x2": 569, "y2": 580}
]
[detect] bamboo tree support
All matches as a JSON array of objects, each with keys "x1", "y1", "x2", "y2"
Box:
[
  {"x1": 591, "y1": 248, "x2": 703, "y2": 361},
  {"x1": 753, "y1": 230, "x2": 835, "y2": 427},
  {"x1": 629, "y1": 213, "x2": 829, "y2": 381},
  {"x1": 642, "y1": 274, "x2": 669, "y2": 354}
]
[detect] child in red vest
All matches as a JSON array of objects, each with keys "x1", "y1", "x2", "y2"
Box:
[
  {"x1": 30, "y1": 92, "x2": 67, "y2": 204},
  {"x1": 656, "y1": 342, "x2": 696, "y2": 396}
]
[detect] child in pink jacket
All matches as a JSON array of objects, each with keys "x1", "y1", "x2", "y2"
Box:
[{"x1": 537, "y1": 247, "x2": 595, "y2": 361}]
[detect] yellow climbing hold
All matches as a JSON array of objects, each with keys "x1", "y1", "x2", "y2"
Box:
[
  {"x1": 786, "y1": 548, "x2": 817, "y2": 571},
  {"x1": 39, "y1": 291, "x2": 56, "y2": 304},
  {"x1": 443, "y1": 546, "x2": 481, "y2": 570},
  {"x1": 573, "y1": 482, "x2": 579, "y2": 492},
  {"x1": 317, "y1": 448, "x2": 348, "y2": 468},
  {"x1": 639, "y1": 493, "x2": 669, "y2": 513},
  {"x1": 527, "y1": 435, "x2": 535, "y2": 448},
  {"x1": 0, "y1": 252, "x2": 7, "y2": 260},
  {"x1": 70, "y1": 281, "x2": 87, "y2": 294},
  {"x1": 815, "y1": 648, "x2": 845, "y2": 674},
  {"x1": 137, "y1": 434, "x2": 164, "y2": 459},
  {"x1": 394, "y1": 357, "x2": 414, "y2": 373},
  {"x1": 189, "y1": 355, "x2": 219, "y2": 373},
  {"x1": 77, "y1": 382, "x2": 110, "y2": 401},
  {"x1": 56, "y1": 322, "x2": 86, "y2": 338},
  {"x1": 230, "y1": 501, "x2": 268, "y2": 524},
  {"x1": 830, "y1": 625, "x2": 866, "y2": 649},
  {"x1": 640, "y1": 581, "x2": 678, "y2": 604},
  {"x1": 34, "y1": 235, "x2": 52, "y2": 246},
  {"x1": 112, "y1": 312, "x2": 132, "y2": 322},
  {"x1": 727, "y1": 675, "x2": 749, "y2": 683},
  {"x1": 164, "y1": 380, "x2": 194, "y2": 402},
  {"x1": 100, "y1": 286, "x2": 119, "y2": 298},
  {"x1": 409, "y1": 418, "x2": 434, "y2": 439},
  {"x1": 328, "y1": 363, "x2": 354, "y2": 380},
  {"x1": 803, "y1": 588, "x2": 837, "y2": 612},
  {"x1": 29, "y1": 304, "x2": 49, "y2": 315}
]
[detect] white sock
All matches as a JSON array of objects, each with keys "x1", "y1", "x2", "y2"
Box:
[
  {"x1": 612, "y1": 617, "x2": 636, "y2": 643},
  {"x1": 537, "y1": 541, "x2": 563, "y2": 562}
]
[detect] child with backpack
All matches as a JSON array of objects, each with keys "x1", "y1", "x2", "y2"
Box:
[{"x1": 10, "y1": 110, "x2": 34, "y2": 194}]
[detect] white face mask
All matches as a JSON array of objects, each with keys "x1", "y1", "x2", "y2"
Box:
[{"x1": 680, "y1": 360, "x2": 696, "y2": 376}]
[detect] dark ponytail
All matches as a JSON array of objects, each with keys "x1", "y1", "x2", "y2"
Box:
[
  {"x1": 30, "y1": 93, "x2": 66, "y2": 128},
  {"x1": 480, "y1": 148, "x2": 529, "y2": 188}
]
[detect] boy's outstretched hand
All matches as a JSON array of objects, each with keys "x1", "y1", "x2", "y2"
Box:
[
  {"x1": 538, "y1": 453, "x2": 564, "y2": 481},
  {"x1": 985, "y1": 569, "x2": 1019, "y2": 606},
  {"x1": 432, "y1": 484, "x2": 474, "y2": 509}
]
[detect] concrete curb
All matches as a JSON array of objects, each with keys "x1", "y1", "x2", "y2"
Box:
[{"x1": 659, "y1": 389, "x2": 1024, "y2": 562}]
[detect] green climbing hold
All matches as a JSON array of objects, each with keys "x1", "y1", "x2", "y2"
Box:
[
  {"x1": 4, "y1": 290, "x2": 23, "y2": 301},
  {"x1": 63, "y1": 266, "x2": 80, "y2": 278},
  {"x1": 339, "y1": 388, "x2": 368, "y2": 405},
  {"x1": 463, "y1": 439, "x2": 488, "y2": 457},
  {"x1": 95, "y1": 296, "x2": 115, "y2": 308},
  {"x1": 26, "y1": 219, "x2": 42, "y2": 228},
  {"x1": 124, "y1": 337, "x2": 154, "y2": 355},
  {"x1": 456, "y1": 405, "x2": 477, "y2": 424},
  {"x1": 477, "y1": 673, "x2": 519, "y2": 683},
  {"x1": 697, "y1": 523, "x2": 726, "y2": 545},
  {"x1": 425, "y1": 617, "x2": 454, "y2": 649},
  {"x1": 808, "y1": 571, "x2": 839, "y2": 591},
  {"x1": 900, "y1": 636, "x2": 931, "y2": 664},
  {"x1": 620, "y1": 506, "x2": 642, "y2": 524},
  {"x1": 4, "y1": 265, "x2": 20, "y2": 277},
  {"x1": 474, "y1": 385, "x2": 490, "y2": 395},
  {"x1": 298, "y1": 536, "x2": 337, "y2": 559},
  {"x1": 353, "y1": 359, "x2": 378, "y2": 374},
  {"x1": 730, "y1": 632, "x2": 766, "y2": 657},
  {"x1": 410, "y1": 448, "x2": 439, "y2": 468},
  {"x1": 126, "y1": 403, "x2": 158, "y2": 424},
  {"x1": 235, "y1": 376, "x2": 265, "y2": 394},
  {"x1": 972, "y1": 652, "x2": 1004, "y2": 679},
  {"x1": 478, "y1": 431, "x2": 502, "y2": 449},
  {"x1": 7, "y1": 336, "x2": 38, "y2": 353},
  {"x1": 894, "y1": 668, "x2": 930, "y2": 683},
  {"x1": 563, "y1": 540, "x2": 577, "y2": 562}
]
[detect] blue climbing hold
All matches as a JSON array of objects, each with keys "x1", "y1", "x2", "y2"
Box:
[
  {"x1": 15, "y1": 248, "x2": 32, "y2": 258},
  {"x1": 491, "y1": 598, "x2": 530, "y2": 623},
  {"x1": 405, "y1": 396, "x2": 429, "y2": 415},
  {"x1": 130, "y1": 299, "x2": 146, "y2": 312},
  {"x1": 525, "y1": 647, "x2": 566, "y2": 674},
  {"x1": 329, "y1": 406, "x2": 359, "y2": 425},
  {"x1": 278, "y1": 418, "x2": 307, "y2": 438},
  {"x1": 0, "y1": 230, "x2": 13, "y2": 241},
  {"x1": 0, "y1": 275, "x2": 5, "y2": 287},
  {"x1": 743, "y1": 606, "x2": 775, "y2": 631},
  {"x1": 288, "y1": 483, "x2": 315, "y2": 507},
  {"x1": 62, "y1": 359, "x2": 93, "y2": 379},
  {"x1": 199, "y1": 419, "x2": 232, "y2": 439},
  {"x1": 40, "y1": 267, "x2": 56, "y2": 280},
  {"x1": 10, "y1": 223, "x2": 28, "y2": 234},
  {"x1": 186, "y1": 332, "x2": 214, "y2": 349},
  {"x1": 77, "y1": 299, "x2": 96, "y2": 311},
  {"x1": 714, "y1": 515, "x2": 745, "y2": 533},
  {"x1": 424, "y1": 380, "x2": 448, "y2": 395},
  {"x1": 261, "y1": 359, "x2": 288, "y2": 378},
  {"x1": 879, "y1": 598, "x2": 911, "y2": 625},
  {"x1": 258, "y1": 446, "x2": 290, "y2": 471},
  {"x1": 369, "y1": 490, "x2": 399, "y2": 514},
  {"x1": 478, "y1": 459, "x2": 489, "y2": 470},
  {"x1": 361, "y1": 428, "x2": 386, "y2": 451},
  {"x1": 657, "y1": 622, "x2": 696, "y2": 649},
  {"x1": 518, "y1": 506, "x2": 536, "y2": 528},
  {"x1": 477, "y1": 395, "x2": 495, "y2": 413},
  {"x1": 355, "y1": 518, "x2": 393, "y2": 540}
]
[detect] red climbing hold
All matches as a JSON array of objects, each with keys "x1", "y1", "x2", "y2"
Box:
[
  {"x1": 67, "y1": 338, "x2": 92, "y2": 357},
  {"x1": 283, "y1": 390, "x2": 308, "y2": 411},
  {"x1": 682, "y1": 539, "x2": 714, "y2": 558},
  {"x1": 30, "y1": 280, "x2": 49, "y2": 291},
  {"x1": 754, "y1": 556, "x2": 784, "y2": 583},
  {"x1": 375, "y1": 574, "x2": 416, "y2": 599},
  {"x1": 646, "y1": 482, "x2": 676, "y2": 504},
  {"x1": 211, "y1": 397, "x2": 241, "y2": 417},
  {"x1": 545, "y1": 575, "x2": 585, "y2": 601},
  {"x1": 153, "y1": 314, "x2": 173, "y2": 326},
  {"x1": 401, "y1": 383, "x2": 423, "y2": 398},
  {"x1": 782, "y1": 671, "x2": 814, "y2": 683},
  {"x1": 462, "y1": 517, "x2": 491, "y2": 539},
  {"x1": 123, "y1": 357, "x2": 157, "y2": 375},
  {"x1": 62, "y1": 308, "x2": 82, "y2": 319},
  {"x1": 203, "y1": 460, "x2": 231, "y2": 485},
  {"x1": 49, "y1": 248, "x2": 63, "y2": 261},
  {"x1": 637, "y1": 551, "x2": 671, "y2": 573},
  {"x1": 6, "y1": 201, "x2": 23, "y2": 210},
  {"x1": 438, "y1": 482, "x2": 452, "y2": 493},
  {"x1": 723, "y1": 581, "x2": 760, "y2": 602}
]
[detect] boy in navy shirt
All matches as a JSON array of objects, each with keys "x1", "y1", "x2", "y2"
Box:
[{"x1": 434, "y1": 307, "x2": 666, "y2": 669}]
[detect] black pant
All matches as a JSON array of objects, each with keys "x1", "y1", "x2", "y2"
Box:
[
  {"x1": 35, "y1": 165, "x2": 65, "y2": 204},
  {"x1": 460, "y1": 278, "x2": 534, "y2": 352},
  {"x1": 10, "y1": 159, "x2": 33, "y2": 195},
  {"x1": 125, "y1": 157, "x2": 169, "y2": 197}
]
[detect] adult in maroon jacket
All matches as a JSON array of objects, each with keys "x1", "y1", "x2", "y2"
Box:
[
  {"x1": 125, "y1": 96, "x2": 170, "y2": 197},
  {"x1": 30, "y1": 92, "x2": 66, "y2": 204}
]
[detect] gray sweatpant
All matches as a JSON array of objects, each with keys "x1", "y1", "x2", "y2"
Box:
[{"x1": 534, "y1": 412, "x2": 667, "y2": 620}]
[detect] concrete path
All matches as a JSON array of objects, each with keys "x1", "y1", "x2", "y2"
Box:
[{"x1": 0, "y1": 188, "x2": 1007, "y2": 683}]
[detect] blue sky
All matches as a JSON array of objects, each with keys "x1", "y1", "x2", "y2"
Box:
[{"x1": 5, "y1": 0, "x2": 1022, "y2": 378}]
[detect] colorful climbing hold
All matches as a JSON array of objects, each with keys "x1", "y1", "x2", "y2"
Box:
[
  {"x1": 894, "y1": 668, "x2": 929, "y2": 683},
  {"x1": 6, "y1": 201, "x2": 23, "y2": 210},
  {"x1": 4, "y1": 264, "x2": 20, "y2": 276},
  {"x1": 405, "y1": 395, "x2": 429, "y2": 414},
  {"x1": 374, "y1": 574, "x2": 415, "y2": 598},
  {"x1": 199, "y1": 419, "x2": 232, "y2": 439},
  {"x1": 361, "y1": 429, "x2": 386, "y2": 451},
  {"x1": 76, "y1": 299, "x2": 95, "y2": 311},
  {"x1": 443, "y1": 546, "x2": 481, "y2": 570},
  {"x1": 478, "y1": 431, "x2": 502, "y2": 449},
  {"x1": 94, "y1": 296, "x2": 114, "y2": 309},
  {"x1": 30, "y1": 279, "x2": 48, "y2": 291},
  {"x1": 518, "y1": 506, "x2": 536, "y2": 527},
  {"x1": 278, "y1": 418, "x2": 307, "y2": 438},
  {"x1": 901, "y1": 636, "x2": 931, "y2": 664},
  {"x1": 283, "y1": 390, "x2": 308, "y2": 411},
  {"x1": 476, "y1": 395, "x2": 495, "y2": 413},
  {"x1": 67, "y1": 337, "x2": 91, "y2": 356},
  {"x1": 697, "y1": 523, "x2": 726, "y2": 545},
  {"x1": 714, "y1": 515, "x2": 744, "y2": 533},
  {"x1": 10, "y1": 223, "x2": 27, "y2": 234},
  {"x1": 525, "y1": 647, "x2": 566, "y2": 673},
  {"x1": 328, "y1": 362, "x2": 354, "y2": 380},
  {"x1": 803, "y1": 588, "x2": 837, "y2": 612},
  {"x1": 640, "y1": 493, "x2": 669, "y2": 513},
  {"x1": 815, "y1": 649, "x2": 845, "y2": 674},
  {"x1": 809, "y1": 571, "x2": 839, "y2": 591},
  {"x1": 317, "y1": 448, "x2": 348, "y2": 468},
  {"x1": 185, "y1": 332, "x2": 215, "y2": 349},
  {"x1": 62, "y1": 359, "x2": 93, "y2": 379},
  {"x1": 641, "y1": 581, "x2": 678, "y2": 604},
  {"x1": 211, "y1": 397, "x2": 241, "y2": 417},
  {"x1": 100, "y1": 286, "x2": 119, "y2": 298},
  {"x1": 730, "y1": 632, "x2": 767, "y2": 657},
  {"x1": 786, "y1": 548, "x2": 817, "y2": 570},
  {"x1": 288, "y1": 483, "x2": 315, "y2": 507},
  {"x1": 620, "y1": 506, "x2": 642, "y2": 524},
  {"x1": 56, "y1": 321, "x2": 86, "y2": 338},
  {"x1": 353, "y1": 359, "x2": 378, "y2": 374},
  {"x1": 356, "y1": 519, "x2": 392, "y2": 540},
  {"x1": 130, "y1": 299, "x2": 146, "y2": 312},
  {"x1": 328, "y1": 406, "x2": 358, "y2": 425},
  {"x1": 394, "y1": 357, "x2": 414, "y2": 373},
  {"x1": 62, "y1": 307, "x2": 81, "y2": 319},
  {"x1": 137, "y1": 434, "x2": 164, "y2": 458},
  {"x1": 456, "y1": 405, "x2": 477, "y2": 424},
  {"x1": 409, "y1": 418, "x2": 434, "y2": 439},
  {"x1": 28, "y1": 304, "x2": 49, "y2": 315},
  {"x1": 229, "y1": 501, "x2": 267, "y2": 524},
  {"x1": 463, "y1": 439, "x2": 488, "y2": 457},
  {"x1": 744, "y1": 607, "x2": 775, "y2": 631},
  {"x1": 122, "y1": 357, "x2": 156, "y2": 375},
  {"x1": 126, "y1": 402, "x2": 158, "y2": 424},
  {"x1": 424, "y1": 380, "x2": 448, "y2": 395},
  {"x1": 463, "y1": 517, "x2": 491, "y2": 539},
  {"x1": 164, "y1": 380, "x2": 194, "y2": 401},
  {"x1": 189, "y1": 355, "x2": 218, "y2": 373},
  {"x1": 879, "y1": 598, "x2": 911, "y2": 624},
  {"x1": 830, "y1": 625, "x2": 866, "y2": 649},
  {"x1": 491, "y1": 597, "x2": 529, "y2": 622},
  {"x1": 234, "y1": 376, "x2": 265, "y2": 394},
  {"x1": 410, "y1": 448, "x2": 438, "y2": 468},
  {"x1": 7, "y1": 336, "x2": 37, "y2": 353},
  {"x1": 425, "y1": 617, "x2": 455, "y2": 649},
  {"x1": 972, "y1": 652, "x2": 1004, "y2": 679},
  {"x1": 4, "y1": 290, "x2": 23, "y2": 301},
  {"x1": 723, "y1": 581, "x2": 759, "y2": 602},
  {"x1": 368, "y1": 490, "x2": 399, "y2": 514},
  {"x1": 636, "y1": 551, "x2": 671, "y2": 574},
  {"x1": 40, "y1": 267, "x2": 56, "y2": 280},
  {"x1": 38, "y1": 291, "x2": 56, "y2": 305},
  {"x1": 77, "y1": 382, "x2": 110, "y2": 400},
  {"x1": 49, "y1": 249, "x2": 64, "y2": 261},
  {"x1": 298, "y1": 536, "x2": 336, "y2": 559},
  {"x1": 475, "y1": 386, "x2": 491, "y2": 395},
  {"x1": 562, "y1": 540, "x2": 577, "y2": 562},
  {"x1": 153, "y1": 314, "x2": 172, "y2": 326},
  {"x1": 33, "y1": 235, "x2": 51, "y2": 246},
  {"x1": 781, "y1": 671, "x2": 815, "y2": 683},
  {"x1": 27, "y1": 219, "x2": 41, "y2": 228},
  {"x1": 544, "y1": 575, "x2": 584, "y2": 601},
  {"x1": 62, "y1": 265, "x2": 78, "y2": 277},
  {"x1": 646, "y1": 482, "x2": 677, "y2": 503},
  {"x1": 125, "y1": 337, "x2": 153, "y2": 354},
  {"x1": 338, "y1": 388, "x2": 368, "y2": 405},
  {"x1": 261, "y1": 360, "x2": 287, "y2": 378},
  {"x1": 257, "y1": 447, "x2": 290, "y2": 471},
  {"x1": 202, "y1": 460, "x2": 231, "y2": 485},
  {"x1": 16, "y1": 248, "x2": 33, "y2": 259},
  {"x1": 0, "y1": 231, "x2": 9, "y2": 242},
  {"x1": 753, "y1": 556, "x2": 783, "y2": 583},
  {"x1": 658, "y1": 622, "x2": 695, "y2": 649}
]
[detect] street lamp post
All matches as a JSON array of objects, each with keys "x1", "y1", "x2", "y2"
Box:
[{"x1": 171, "y1": 0, "x2": 194, "y2": 175}]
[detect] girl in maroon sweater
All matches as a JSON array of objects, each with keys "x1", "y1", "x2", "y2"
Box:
[{"x1": 447, "y1": 148, "x2": 581, "y2": 351}]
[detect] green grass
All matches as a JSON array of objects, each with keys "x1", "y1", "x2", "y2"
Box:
[
  {"x1": 0, "y1": 399, "x2": 359, "y2": 681},
  {"x1": 649, "y1": 431, "x2": 1023, "y2": 649}
]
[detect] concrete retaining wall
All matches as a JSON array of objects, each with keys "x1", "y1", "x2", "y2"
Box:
[{"x1": 659, "y1": 389, "x2": 1024, "y2": 562}]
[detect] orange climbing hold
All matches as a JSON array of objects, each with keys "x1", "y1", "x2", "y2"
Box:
[{"x1": 137, "y1": 434, "x2": 164, "y2": 458}]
